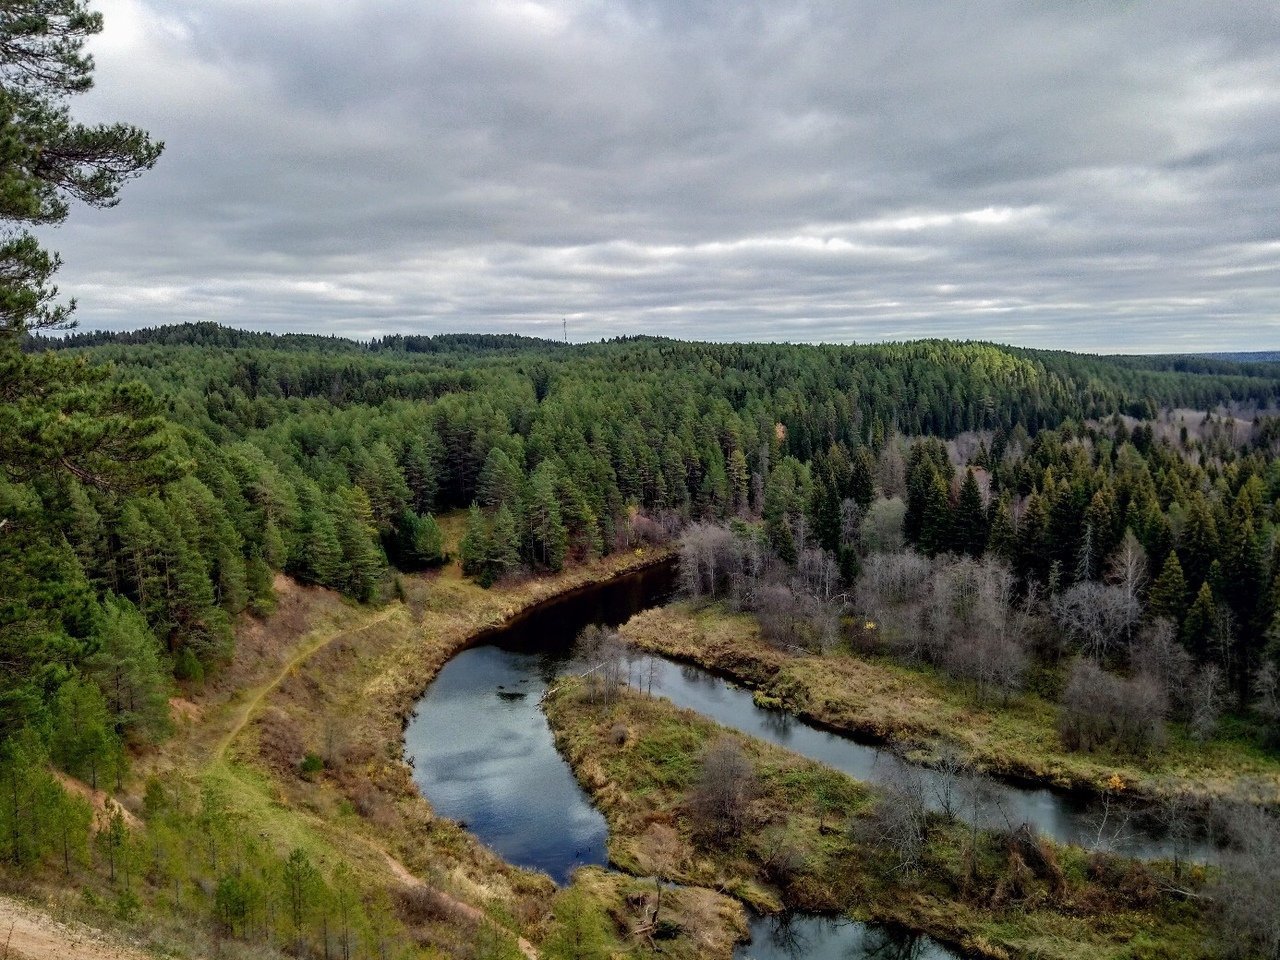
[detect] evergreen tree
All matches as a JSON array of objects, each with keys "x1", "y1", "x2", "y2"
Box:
[
  {"x1": 49, "y1": 677, "x2": 119, "y2": 789},
  {"x1": 850, "y1": 447, "x2": 876, "y2": 510},
  {"x1": 459, "y1": 504, "x2": 490, "y2": 581},
  {"x1": 359, "y1": 442, "x2": 410, "y2": 533},
  {"x1": 527, "y1": 463, "x2": 567, "y2": 571},
  {"x1": 86, "y1": 596, "x2": 170, "y2": 744},
  {"x1": 244, "y1": 545, "x2": 276, "y2": 615},
  {"x1": 1182, "y1": 581, "x2": 1218, "y2": 661},
  {"x1": 476, "y1": 447, "x2": 524, "y2": 510},
  {"x1": 389, "y1": 509, "x2": 445, "y2": 570},
  {"x1": 953, "y1": 468, "x2": 988, "y2": 558},
  {"x1": 0, "y1": 0, "x2": 163, "y2": 338},
  {"x1": 917, "y1": 468, "x2": 953, "y2": 556},
  {"x1": 297, "y1": 498, "x2": 343, "y2": 588},
  {"x1": 987, "y1": 492, "x2": 1017, "y2": 563},
  {"x1": 727, "y1": 448, "x2": 750, "y2": 515},
  {"x1": 1180, "y1": 495, "x2": 1220, "y2": 590},
  {"x1": 484, "y1": 503, "x2": 520, "y2": 586},
  {"x1": 333, "y1": 488, "x2": 383, "y2": 602},
  {"x1": 1148, "y1": 551, "x2": 1190, "y2": 624}
]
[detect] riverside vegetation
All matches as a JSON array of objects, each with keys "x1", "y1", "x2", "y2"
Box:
[{"x1": 4, "y1": 2, "x2": 1280, "y2": 957}]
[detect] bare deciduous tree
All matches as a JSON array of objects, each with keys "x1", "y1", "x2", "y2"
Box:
[
  {"x1": 858, "y1": 764, "x2": 930, "y2": 876},
  {"x1": 1106, "y1": 531, "x2": 1147, "y2": 643},
  {"x1": 578, "y1": 624, "x2": 627, "y2": 706},
  {"x1": 1188, "y1": 664, "x2": 1225, "y2": 743},
  {"x1": 1131, "y1": 619, "x2": 1193, "y2": 709},
  {"x1": 1059, "y1": 658, "x2": 1167, "y2": 754},
  {"x1": 1052, "y1": 580, "x2": 1139, "y2": 662},
  {"x1": 859, "y1": 497, "x2": 907, "y2": 553},
  {"x1": 688, "y1": 737, "x2": 757, "y2": 840},
  {"x1": 1208, "y1": 804, "x2": 1280, "y2": 959}
]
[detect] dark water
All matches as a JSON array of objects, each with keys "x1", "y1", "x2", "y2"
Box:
[
  {"x1": 407, "y1": 556, "x2": 1206, "y2": 895},
  {"x1": 627, "y1": 655, "x2": 1211, "y2": 861},
  {"x1": 736, "y1": 913, "x2": 958, "y2": 960},
  {"x1": 404, "y1": 560, "x2": 678, "y2": 883}
]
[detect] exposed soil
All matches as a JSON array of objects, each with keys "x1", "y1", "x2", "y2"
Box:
[{"x1": 0, "y1": 895, "x2": 153, "y2": 960}]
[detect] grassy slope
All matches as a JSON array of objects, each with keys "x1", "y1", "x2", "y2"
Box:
[
  {"x1": 545, "y1": 683, "x2": 1215, "y2": 960},
  {"x1": 619, "y1": 604, "x2": 1280, "y2": 804},
  {"x1": 10, "y1": 531, "x2": 754, "y2": 960}
]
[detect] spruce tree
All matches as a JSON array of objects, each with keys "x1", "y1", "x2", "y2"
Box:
[
  {"x1": 1148, "y1": 551, "x2": 1190, "y2": 624},
  {"x1": 953, "y1": 468, "x2": 988, "y2": 558},
  {"x1": 1182, "y1": 581, "x2": 1218, "y2": 661}
]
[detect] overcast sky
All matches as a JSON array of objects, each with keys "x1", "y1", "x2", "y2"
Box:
[{"x1": 44, "y1": 0, "x2": 1280, "y2": 351}]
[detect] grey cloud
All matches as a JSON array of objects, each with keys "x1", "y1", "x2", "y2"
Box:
[{"x1": 37, "y1": 0, "x2": 1280, "y2": 350}]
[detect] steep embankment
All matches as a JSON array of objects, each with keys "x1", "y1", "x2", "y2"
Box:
[
  {"x1": 0, "y1": 894, "x2": 154, "y2": 960},
  {"x1": 12, "y1": 543, "x2": 717, "y2": 960}
]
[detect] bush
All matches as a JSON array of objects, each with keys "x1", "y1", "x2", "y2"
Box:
[
  {"x1": 1059, "y1": 659, "x2": 1166, "y2": 754},
  {"x1": 688, "y1": 737, "x2": 757, "y2": 840}
]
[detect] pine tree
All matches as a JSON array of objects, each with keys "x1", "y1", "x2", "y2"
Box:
[
  {"x1": 484, "y1": 504, "x2": 520, "y2": 585},
  {"x1": 86, "y1": 596, "x2": 170, "y2": 744},
  {"x1": 50, "y1": 677, "x2": 119, "y2": 790},
  {"x1": 399, "y1": 433, "x2": 441, "y2": 514},
  {"x1": 727, "y1": 448, "x2": 750, "y2": 515},
  {"x1": 460, "y1": 505, "x2": 492, "y2": 582},
  {"x1": 476, "y1": 447, "x2": 524, "y2": 510},
  {"x1": 359, "y1": 442, "x2": 410, "y2": 532},
  {"x1": 300, "y1": 502, "x2": 343, "y2": 587},
  {"x1": 527, "y1": 463, "x2": 568, "y2": 571},
  {"x1": 245, "y1": 545, "x2": 276, "y2": 615},
  {"x1": 390, "y1": 509, "x2": 445, "y2": 569},
  {"x1": 334, "y1": 488, "x2": 384, "y2": 602},
  {"x1": 0, "y1": 0, "x2": 162, "y2": 338}
]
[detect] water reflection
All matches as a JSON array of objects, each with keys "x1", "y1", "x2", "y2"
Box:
[
  {"x1": 405, "y1": 560, "x2": 678, "y2": 884},
  {"x1": 737, "y1": 912, "x2": 959, "y2": 960},
  {"x1": 407, "y1": 553, "x2": 1210, "y2": 894},
  {"x1": 631, "y1": 654, "x2": 1214, "y2": 861}
]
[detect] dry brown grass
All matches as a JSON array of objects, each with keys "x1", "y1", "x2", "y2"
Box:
[
  {"x1": 111, "y1": 533, "x2": 678, "y2": 959},
  {"x1": 544, "y1": 682, "x2": 1217, "y2": 960},
  {"x1": 621, "y1": 603, "x2": 1280, "y2": 803}
]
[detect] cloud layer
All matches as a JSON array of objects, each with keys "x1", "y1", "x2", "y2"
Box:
[{"x1": 43, "y1": 0, "x2": 1280, "y2": 350}]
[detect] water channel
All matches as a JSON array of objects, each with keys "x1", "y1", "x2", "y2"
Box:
[{"x1": 405, "y1": 557, "x2": 1205, "y2": 958}]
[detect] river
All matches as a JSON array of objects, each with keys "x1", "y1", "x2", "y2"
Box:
[{"x1": 405, "y1": 558, "x2": 1204, "y2": 957}]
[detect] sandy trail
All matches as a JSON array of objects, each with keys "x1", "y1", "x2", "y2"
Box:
[{"x1": 0, "y1": 896, "x2": 156, "y2": 960}]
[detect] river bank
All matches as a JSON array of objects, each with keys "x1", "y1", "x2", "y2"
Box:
[
  {"x1": 619, "y1": 603, "x2": 1280, "y2": 807},
  {"x1": 544, "y1": 681, "x2": 1215, "y2": 960}
]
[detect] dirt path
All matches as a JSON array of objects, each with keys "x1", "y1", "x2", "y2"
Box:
[
  {"x1": 0, "y1": 896, "x2": 155, "y2": 960},
  {"x1": 213, "y1": 607, "x2": 399, "y2": 762},
  {"x1": 206, "y1": 603, "x2": 540, "y2": 959}
]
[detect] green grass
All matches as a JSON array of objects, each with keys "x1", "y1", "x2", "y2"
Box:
[
  {"x1": 545, "y1": 682, "x2": 1220, "y2": 960},
  {"x1": 621, "y1": 603, "x2": 1280, "y2": 804}
]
